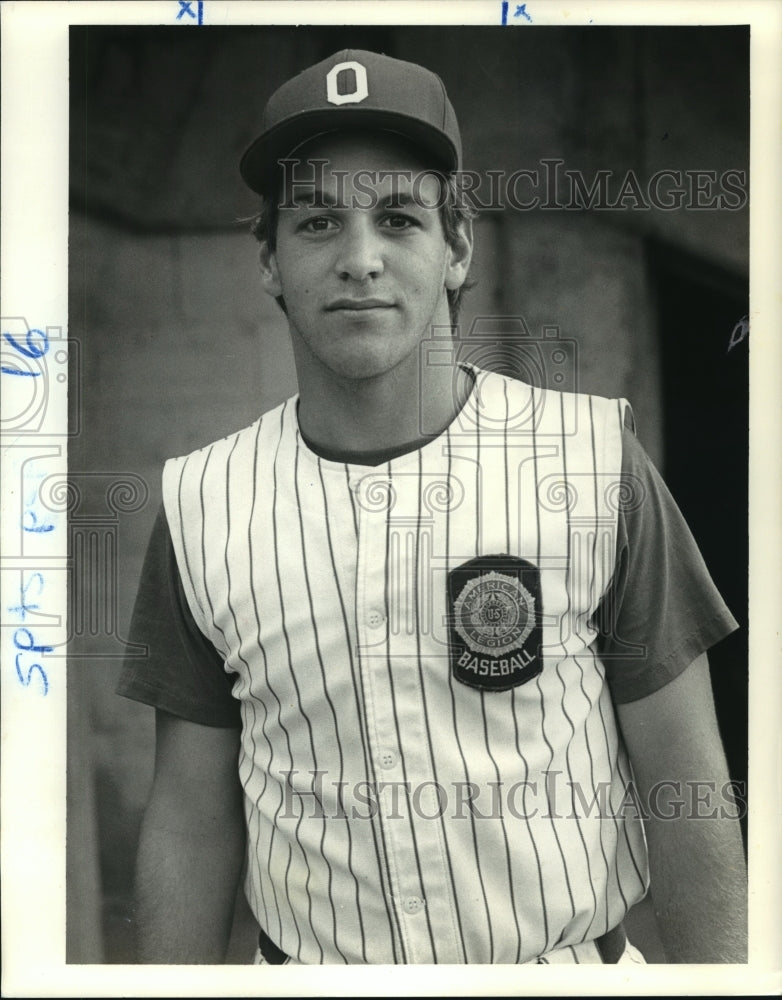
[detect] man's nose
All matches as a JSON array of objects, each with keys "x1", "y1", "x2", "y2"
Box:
[{"x1": 335, "y1": 218, "x2": 384, "y2": 281}]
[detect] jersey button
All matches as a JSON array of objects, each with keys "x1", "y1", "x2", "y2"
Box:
[
  {"x1": 403, "y1": 896, "x2": 425, "y2": 915},
  {"x1": 377, "y1": 749, "x2": 397, "y2": 770},
  {"x1": 366, "y1": 609, "x2": 386, "y2": 629}
]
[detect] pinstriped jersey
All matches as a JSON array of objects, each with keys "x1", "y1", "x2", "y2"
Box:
[{"x1": 162, "y1": 365, "x2": 649, "y2": 964}]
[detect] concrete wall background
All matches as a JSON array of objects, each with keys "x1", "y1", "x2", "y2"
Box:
[{"x1": 66, "y1": 25, "x2": 748, "y2": 964}]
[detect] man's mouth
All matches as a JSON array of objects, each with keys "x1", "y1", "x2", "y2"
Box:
[{"x1": 326, "y1": 298, "x2": 395, "y2": 311}]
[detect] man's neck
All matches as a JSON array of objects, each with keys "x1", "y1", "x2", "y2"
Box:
[{"x1": 295, "y1": 358, "x2": 472, "y2": 465}]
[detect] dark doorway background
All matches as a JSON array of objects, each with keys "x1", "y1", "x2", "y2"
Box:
[{"x1": 648, "y1": 240, "x2": 749, "y2": 840}]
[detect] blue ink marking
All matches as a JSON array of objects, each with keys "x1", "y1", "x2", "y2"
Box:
[
  {"x1": 15, "y1": 654, "x2": 49, "y2": 695},
  {"x1": 14, "y1": 628, "x2": 51, "y2": 695},
  {"x1": 177, "y1": 0, "x2": 203, "y2": 23},
  {"x1": 14, "y1": 628, "x2": 53, "y2": 655},
  {"x1": 501, "y1": 1, "x2": 508, "y2": 25},
  {"x1": 0, "y1": 365, "x2": 40, "y2": 376},
  {"x1": 22, "y1": 508, "x2": 54, "y2": 533},
  {"x1": 11, "y1": 458, "x2": 54, "y2": 694},
  {"x1": 8, "y1": 573, "x2": 44, "y2": 620},
  {"x1": 8, "y1": 601, "x2": 39, "y2": 618},
  {"x1": 1, "y1": 328, "x2": 48, "y2": 376},
  {"x1": 3, "y1": 328, "x2": 49, "y2": 359},
  {"x1": 514, "y1": 3, "x2": 532, "y2": 21}
]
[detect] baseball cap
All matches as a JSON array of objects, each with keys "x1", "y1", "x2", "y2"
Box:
[{"x1": 240, "y1": 49, "x2": 462, "y2": 195}]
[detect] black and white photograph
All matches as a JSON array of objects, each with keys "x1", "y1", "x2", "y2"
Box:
[{"x1": 2, "y1": 2, "x2": 780, "y2": 996}]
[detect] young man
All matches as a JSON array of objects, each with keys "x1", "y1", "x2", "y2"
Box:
[{"x1": 119, "y1": 49, "x2": 747, "y2": 965}]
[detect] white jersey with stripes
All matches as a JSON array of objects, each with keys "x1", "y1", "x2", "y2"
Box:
[{"x1": 162, "y1": 364, "x2": 649, "y2": 964}]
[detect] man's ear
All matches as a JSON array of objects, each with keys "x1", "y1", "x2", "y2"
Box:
[
  {"x1": 444, "y1": 218, "x2": 474, "y2": 292},
  {"x1": 258, "y1": 241, "x2": 282, "y2": 298}
]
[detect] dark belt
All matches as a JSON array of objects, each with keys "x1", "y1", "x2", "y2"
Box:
[
  {"x1": 595, "y1": 922, "x2": 628, "y2": 963},
  {"x1": 259, "y1": 922, "x2": 628, "y2": 965},
  {"x1": 258, "y1": 926, "x2": 289, "y2": 964}
]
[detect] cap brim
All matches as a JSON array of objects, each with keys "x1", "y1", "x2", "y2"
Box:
[{"x1": 240, "y1": 108, "x2": 459, "y2": 195}]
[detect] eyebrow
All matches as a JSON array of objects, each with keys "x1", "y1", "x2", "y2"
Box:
[
  {"x1": 379, "y1": 191, "x2": 418, "y2": 208},
  {"x1": 284, "y1": 188, "x2": 425, "y2": 211},
  {"x1": 286, "y1": 188, "x2": 342, "y2": 209}
]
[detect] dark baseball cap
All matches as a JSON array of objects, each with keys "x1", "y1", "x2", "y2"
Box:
[{"x1": 240, "y1": 49, "x2": 462, "y2": 195}]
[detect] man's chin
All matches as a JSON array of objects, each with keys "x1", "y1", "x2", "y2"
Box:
[
  {"x1": 328, "y1": 358, "x2": 400, "y2": 383},
  {"x1": 292, "y1": 325, "x2": 424, "y2": 385},
  {"x1": 321, "y1": 346, "x2": 419, "y2": 383}
]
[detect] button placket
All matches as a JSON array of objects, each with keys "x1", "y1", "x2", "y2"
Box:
[
  {"x1": 403, "y1": 895, "x2": 425, "y2": 915},
  {"x1": 366, "y1": 608, "x2": 386, "y2": 628},
  {"x1": 353, "y1": 468, "x2": 449, "y2": 962},
  {"x1": 377, "y1": 749, "x2": 397, "y2": 770}
]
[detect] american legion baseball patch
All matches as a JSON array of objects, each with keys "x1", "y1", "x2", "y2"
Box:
[{"x1": 447, "y1": 556, "x2": 543, "y2": 692}]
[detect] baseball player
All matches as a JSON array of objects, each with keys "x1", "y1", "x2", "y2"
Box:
[{"x1": 119, "y1": 49, "x2": 747, "y2": 965}]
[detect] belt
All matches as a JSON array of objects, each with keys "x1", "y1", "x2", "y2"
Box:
[
  {"x1": 594, "y1": 922, "x2": 628, "y2": 963},
  {"x1": 258, "y1": 922, "x2": 628, "y2": 965},
  {"x1": 258, "y1": 926, "x2": 289, "y2": 964}
]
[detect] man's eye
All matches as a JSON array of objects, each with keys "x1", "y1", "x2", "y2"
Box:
[
  {"x1": 300, "y1": 216, "x2": 337, "y2": 233},
  {"x1": 381, "y1": 214, "x2": 418, "y2": 230}
]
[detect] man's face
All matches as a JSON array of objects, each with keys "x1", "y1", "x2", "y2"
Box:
[{"x1": 259, "y1": 131, "x2": 472, "y2": 384}]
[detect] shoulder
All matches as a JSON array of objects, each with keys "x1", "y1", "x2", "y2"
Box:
[
  {"x1": 163, "y1": 397, "x2": 293, "y2": 474},
  {"x1": 160, "y1": 397, "x2": 295, "y2": 528},
  {"x1": 468, "y1": 364, "x2": 634, "y2": 434}
]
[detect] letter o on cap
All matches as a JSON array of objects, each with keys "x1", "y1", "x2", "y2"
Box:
[{"x1": 326, "y1": 61, "x2": 369, "y2": 105}]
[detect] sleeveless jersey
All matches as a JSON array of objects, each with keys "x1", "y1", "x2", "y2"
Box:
[{"x1": 162, "y1": 365, "x2": 649, "y2": 964}]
